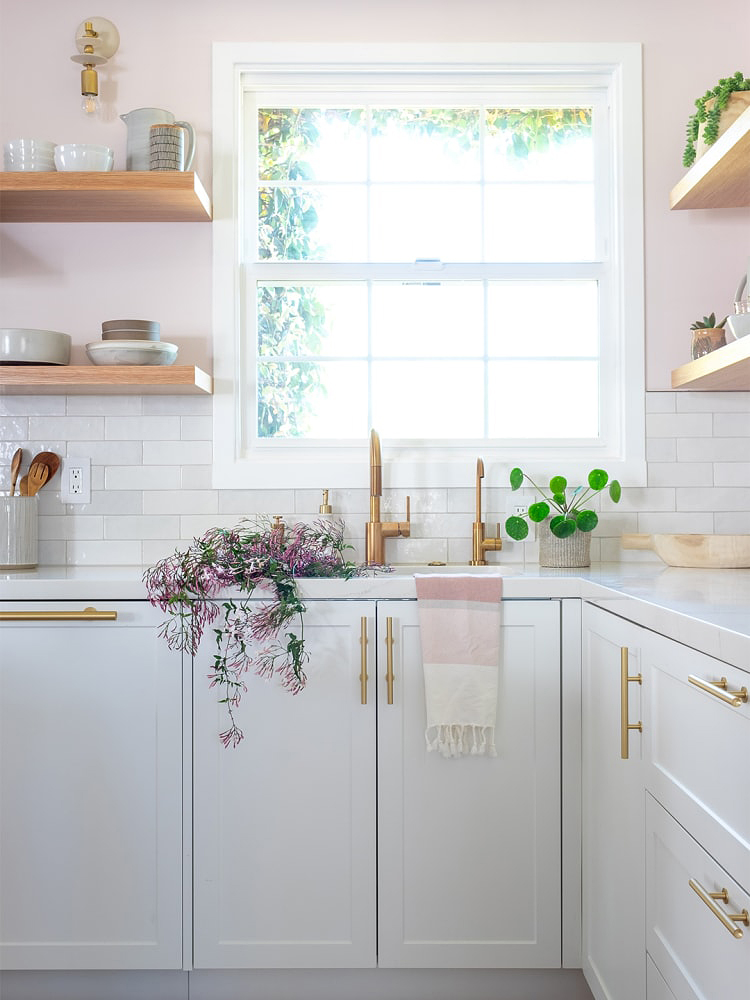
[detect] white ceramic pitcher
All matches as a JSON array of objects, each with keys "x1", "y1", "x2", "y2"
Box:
[{"x1": 120, "y1": 107, "x2": 195, "y2": 171}]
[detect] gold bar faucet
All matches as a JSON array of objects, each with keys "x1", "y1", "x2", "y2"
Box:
[
  {"x1": 365, "y1": 429, "x2": 410, "y2": 565},
  {"x1": 470, "y1": 458, "x2": 502, "y2": 565}
]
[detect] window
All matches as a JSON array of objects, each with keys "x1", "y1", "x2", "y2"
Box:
[{"x1": 213, "y1": 44, "x2": 645, "y2": 489}]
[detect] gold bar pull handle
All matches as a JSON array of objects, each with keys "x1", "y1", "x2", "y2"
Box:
[
  {"x1": 620, "y1": 646, "x2": 642, "y2": 759},
  {"x1": 359, "y1": 617, "x2": 368, "y2": 705},
  {"x1": 688, "y1": 674, "x2": 748, "y2": 707},
  {"x1": 0, "y1": 606, "x2": 117, "y2": 621},
  {"x1": 689, "y1": 880, "x2": 749, "y2": 939},
  {"x1": 385, "y1": 616, "x2": 395, "y2": 705}
]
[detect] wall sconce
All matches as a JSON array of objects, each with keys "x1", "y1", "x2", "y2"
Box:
[{"x1": 70, "y1": 17, "x2": 120, "y2": 116}]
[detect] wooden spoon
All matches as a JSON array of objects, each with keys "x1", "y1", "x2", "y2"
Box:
[
  {"x1": 32, "y1": 451, "x2": 61, "y2": 486},
  {"x1": 9, "y1": 448, "x2": 23, "y2": 496},
  {"x1": 27, "y1": 461, "x2": 50, "y2": 497},
  {"x1": 18, "y1": 474, "x2": 29, "y2": 496}
]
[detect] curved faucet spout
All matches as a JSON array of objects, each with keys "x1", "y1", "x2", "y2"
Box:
[
  {"x1": 370, "y1": 428, "x2": 382, "y2": 498},
  {"x1": 475, "y1": 457, "x2": 485, "y2": 521}
]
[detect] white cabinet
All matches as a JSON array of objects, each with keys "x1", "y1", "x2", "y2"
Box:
[
  {"x1": 0, "y1": 602, "x2": 184, "y2": 971},
  {"x1": 581, "y1": 603, "x2": 646, "y2": 1000},
  {"x1": 643, "y1": 631, "x2": 750, "y2": 1000},
  {"x1": 193, "y1": 599, "x2": 377, "y2": 969},
  {"x1": 192, "y1": 597, "x2": 562, "y2": 971},
  {"x1": 377, "y1": 599, "x2": 562, "y2": 968}
]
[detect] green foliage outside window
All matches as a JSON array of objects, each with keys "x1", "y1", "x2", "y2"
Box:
[{"x1": 254, "y1": 105, "x2": 593, "y2": 438}]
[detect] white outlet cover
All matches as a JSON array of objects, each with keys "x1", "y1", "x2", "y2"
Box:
[{"x1": 61, "y1": 455, "x2": 91, "y2": 504}]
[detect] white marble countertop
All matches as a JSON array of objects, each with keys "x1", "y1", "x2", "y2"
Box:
[{"x1": 1, "y1": 562, "x2": 749, "y2": 669}]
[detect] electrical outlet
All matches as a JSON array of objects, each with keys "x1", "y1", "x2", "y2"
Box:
[
  {"x1": 61, "y1": 455, "x2": 91, "y2": 504},
  {"x1": 512, "y1": 504, "x2": 528, "y2": 518}
]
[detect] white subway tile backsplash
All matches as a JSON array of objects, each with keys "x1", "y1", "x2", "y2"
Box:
[
  {"x1": 30, "y1": 415, "x2": 105, "y2": 440},
  {"x1": 1, "y1": 389, "x2": 747, "y2": 567},
  {"x1": 105, "y1": 515, "x2": 181, "y2": 540},
  {"x1": 144, "y1": 490, "x2": 218, "y2": 515},
  {"x1": 143, "y1": 440, "x2": 212, "y2": 465},
  {"x1": 105, "y1": 416, "x2": 181, "y2": 441},
  {"x1": 106, "y1": 465, "x2": 181, "y2": 490}
]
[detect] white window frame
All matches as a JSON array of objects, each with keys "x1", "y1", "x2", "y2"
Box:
[{"x1": 212, "y1": 42, "x2": 645, "y2": 490}]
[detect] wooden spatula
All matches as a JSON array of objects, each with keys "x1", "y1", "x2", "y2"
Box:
[
  {"x1": 27, "y1": 461, "x2": 50, "y2": 496},
  {"x1": 33, "y1": 451, "x2": 61, "y2": 484}
]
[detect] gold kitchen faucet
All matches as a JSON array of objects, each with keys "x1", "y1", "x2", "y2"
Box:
[
  {"x1": 365, "y1": 429, "x2": 410, "y2": 566},
  {"x1": 470, "y1": 458, "x2": 502, "y2": 565}
]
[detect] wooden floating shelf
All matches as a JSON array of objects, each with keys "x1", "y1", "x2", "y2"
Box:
[
  {"x1": 671, "y1": 337, "x2": 750, "y2": 390},
  {"x1": 0, "y1": 171, "x2": 212, "y2": 222},
  {"x1": 669, "y1": 107, "x2": 750, "y2": 210},
  {"x1": 0, "y1": 365, "x2": 213, "y2": 395}
]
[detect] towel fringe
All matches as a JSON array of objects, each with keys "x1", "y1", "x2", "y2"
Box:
[{"x1": 426, "y1": 723, "x2": 497, "y2": 758}]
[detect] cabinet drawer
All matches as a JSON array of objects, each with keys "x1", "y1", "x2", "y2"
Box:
[
  {"x1": 644, "y1": 632, "x2": 749, "y2": 887},
  {"x1": 646, "y1": 795, "x2": 749, "y2": 1000}
]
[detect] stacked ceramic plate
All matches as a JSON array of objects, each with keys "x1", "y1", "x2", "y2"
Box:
[
  {"x1": 87, "y1": 319, "x2": 178, "y2": 365},
  {"x1": 4, "y1": 138, "x2": 57, "y2": 172}
]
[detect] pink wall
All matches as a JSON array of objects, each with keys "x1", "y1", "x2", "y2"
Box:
[{"x1": 1, "y1": 0, "x2": 748, "y2": 388}]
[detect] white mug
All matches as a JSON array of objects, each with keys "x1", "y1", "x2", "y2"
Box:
[{"x1": 120, "y1": 107, "x2": 195, "y2": 171}]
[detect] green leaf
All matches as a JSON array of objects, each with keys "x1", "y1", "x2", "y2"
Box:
[
  {"x1": 609, "y1": 479, "x2": 621, "y2": 503},
  {"x1": 549, "y1": 475, "x2": 567, "y2": 494},
  {"x1": 509, "y1": 467, "x2": 524, "y2": 491},
  {"x1": 504, "y1": 515, "x2": 529, "y2": 541},
  {"x1": 551, "y1": 517, "x2": 577, "y2": 538},
  {"x1": 576, "y1": 510, "x2": 598, "y2": 532},
  {"x1": 588, "y1": 468, "x2": 608, "y2": 491},
  {"x1": 528, "y1": 501, "x2": 551, "y2": 522}
]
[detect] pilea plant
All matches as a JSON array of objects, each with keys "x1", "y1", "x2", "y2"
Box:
[
  {"x1": 504, "y1": 467, "x2": 621, "y2": 541},
  {"x1": 683, "y1": 71, "x2": 750, "y2": 168},
  {"x1": 144, "y1": 516, "x2": 362, "y2": 748}
]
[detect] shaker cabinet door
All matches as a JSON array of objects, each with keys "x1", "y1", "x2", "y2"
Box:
[
  {"x1": 581, "y1": 603, "x2": 646, "y2": 1000},
  {"x1": 0, "y1": 601, "x2": 184, "y2": 971},
  {"x1": 192, "y1": 599, "x2": 377, "y2": 969},
  {"x1": 377, "y1": 599, "x2": 562, "y2": 968}
]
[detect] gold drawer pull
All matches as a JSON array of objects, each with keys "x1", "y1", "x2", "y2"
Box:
[
  {"x1": 620, "y1": 647, "x2": 642, "y2": 759},
  {"x1": 0, "y1": 606, "x2": 117, "y2": 621},
  {"x1": 359, "y1": 616, "x2": 368, "y2": 705},
  {"x1": 385, "y1": 616, "x2": 395, "y2": 705},
  {"x1": 688, "y1": 674, "x2": 748, "y2": 707},
  {"x1": 689, "y1": 879, "x2": 749, "y2": 939}
]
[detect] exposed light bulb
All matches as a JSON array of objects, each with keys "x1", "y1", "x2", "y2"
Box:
[{"x1": 81, "y1": 92, "x2": 100, "y2": 116}]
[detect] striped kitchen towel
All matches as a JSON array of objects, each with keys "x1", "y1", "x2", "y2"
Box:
[{"x1": 415, "y1": 574, "x2": 503, "y2": 758}]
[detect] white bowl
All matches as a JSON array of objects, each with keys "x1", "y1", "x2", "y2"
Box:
[
  {"x1": 3, "y1": 159, "x2": 57, "y2": 172},
  {"x1": 85, "y1": 340, "x2": 178, "y2": 366},
  {"x1": 4, "y1": 138, "x2": 56, "y2": 156},
  {"x1": 54, "y1": 144, "x2": 114, "y2": 172},
  {"x1": 0, "y1": 328, "x2": 71, "y2": 365}
]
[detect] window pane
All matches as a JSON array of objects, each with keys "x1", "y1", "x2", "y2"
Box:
[
  {"x1": 258, "y1": 185, "x2": 368, "y2": 261},
  {"x1": 371, "y1": 282, "x2": 484, "y2": 357},
  {"x1": 484, "y1": 183, "x2": 595, "y2": 261},
  {"x1": 258, "y1": 108, "x2": 367, "y2": 182},
  {"x1": 370, "y1": 108, "x2": 481, "y2": 181},
  {"x1": 487, "y1": 281, "x2": 598, "y2": 357},
  {"x1": 370, "y1": 184, "x2": 482, "y2": 262},
  {"x1": 258, "y1": 284, "x2": 368, "y2": 357},
  {"x1": 487, "y1": 360, "x2": 599, "y2": 437},
  {"x1": 372, "y1": 360, "x2": 483, "y2": 437},
  {"x1": 258, "y1": 360, "x2": 368, "y2": 438},
  {"x1": 485, "y1": 108, "x2": 593, "y2": 181}
]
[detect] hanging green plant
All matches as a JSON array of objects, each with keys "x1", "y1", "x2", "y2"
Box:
[
  {"x1": 683, "y1": 71, "x2": 750, "y2": 168},
  {"x1": 144, "y1": 516, "x2": 363, "y2": 748}
]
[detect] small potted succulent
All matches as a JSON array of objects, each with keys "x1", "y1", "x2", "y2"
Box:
[
  {"x1": 504, "y1": 467, "x2": 621, "y2": 567},
  {"x1": 683, "y1": 71, "x2": 750, "y2": 168},
  {"x1": 690, "y1": 313, "x2": 727, "y2": 359}
]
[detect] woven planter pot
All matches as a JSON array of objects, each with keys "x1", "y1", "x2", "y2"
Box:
[{"x1": 539, "y1": 521, "x2": 591, "y2": 568}]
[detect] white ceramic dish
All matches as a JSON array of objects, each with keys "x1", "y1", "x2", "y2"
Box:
[
  {"x1": 85, "y1": 340, "x2": 178, "y2": 366},
  {"x1": 4, "y1": 138, "x2": 56, "y2": 156},
  {"x1": 726, "y1": 314, "x2": 750, "y2": 339},
  {"x1": 0, "y1": 328, "x2": 71, "y2": 365},
  {"x1": 54, "y1": 144, "x2": 114, "y2": 172},
  {"x1": 101, "y1": 318, "x2": 160, "y2": 333}
]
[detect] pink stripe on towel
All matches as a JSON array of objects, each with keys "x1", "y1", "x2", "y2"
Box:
[{"x1": 415, "y1": 574, "x2": 503, "y2": 759}]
